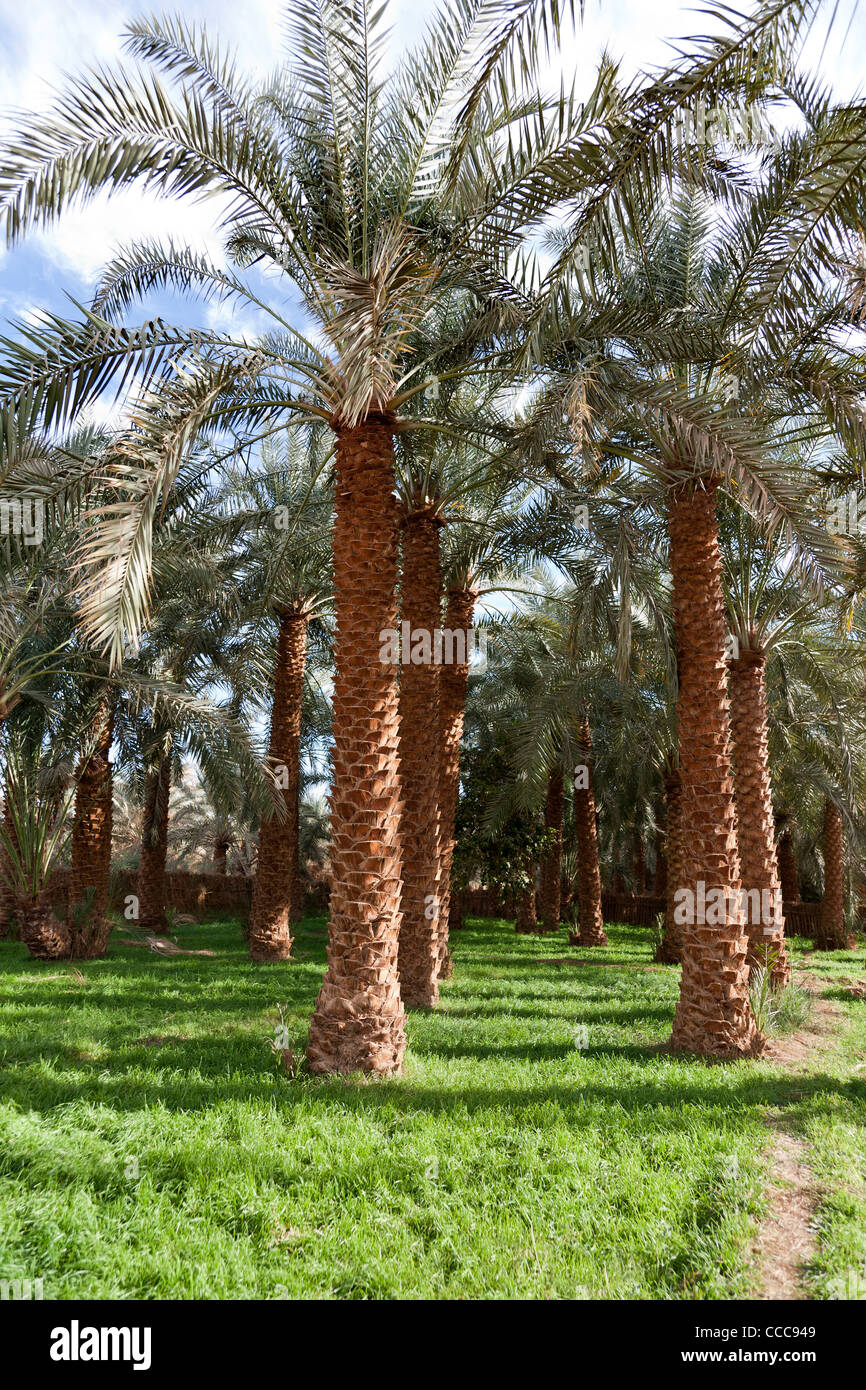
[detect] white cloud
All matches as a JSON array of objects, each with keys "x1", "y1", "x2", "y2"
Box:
[
  {"x1": 30, "y1": 189, "x2": 230, "y2": 287},
  {"x1": 0, "y1": 0, "x2": 282, "y2": 289},
  {"x1": 0, "y1": 1, "x2": 282, "y2": 119},
  {"x1": 540, "y1": 0, "x2": 865, "y2": 101},
  {"x1": 2, "y1": 0, "x2": 864, "y2": 299},
  {"x1": 204, "y1": 293, "x2": 273, "y2": 342}
]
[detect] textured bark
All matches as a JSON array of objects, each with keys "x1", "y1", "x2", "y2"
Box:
[
  {"x1": 68, "y1": 705, "x2": 114, "y2": 960},
  {"x1": 290, "y1": 794, "x2": 303, "y2": 923},
  {"x1": 515, "y1": 878, "x2": 538, "y2": 933},
  {"x1": 0, "y1": 699, "x2": 15, "y2": 936},
  {"x1": 656, "y1": 768, "x2": 683, "y2": 964},
  {"x1": 138, "y1": 751, "x2": 172, "y2": 933},
  {"x1": 0, "y1": 793, "x2": 18, "y2": 939},
  {"x1": 306, "y1": 415, "x2": 406, "y2": 1075},
  {"x1": 539, "y1": 768, "x2": 563, "y2": 931},
  {"x1": 574, "y1": 717, "x2": 607, "y2": 946},
  {"x1": 561, "y1": 873, "x2": 574, "y2": 910},
  {"x1": 20, "y1": 901, "x2": 71, "y2": 960},
  {"x1": 817, "y1": 799, "x2": 849, "y2": 950},
  {"x1": 632, "y1": 830, "x2": 647, "y2": 894},
  {"x1": 397, "y1": 511, "x2": 443, "y2": 1007},
  {"x1": 448, "y1": 894, "x2": 465, "y2": 934},
  {"x1": 213, "y1": 840, "x2": 230, "y2": 875},
  {"x1": 775, "y1": 813, "x2": 800, "y2": 905},
  {"x1": 437, "y1": 585, "x2": 476, "y2": 974},
  {"x1": 654, "y1": 831, "x2": 668, "y2": 897},
  {"x1": 728, "y1": 650, "x2": 790, "y2": 987},
  {"x1": 668, "y1": 482, "x2": 759, "y2": 1057},
  {"x1": 249, "y1": 609, "x2": 307, "y2": 961}
]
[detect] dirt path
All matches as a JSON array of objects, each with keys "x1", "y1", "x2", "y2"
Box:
[
  {"x1": 754, "y1": 1125, "x2": 818, "y2": 1299},
  {"x1": 752, "y1": 976, "x2": 844, "y2": 1299}
]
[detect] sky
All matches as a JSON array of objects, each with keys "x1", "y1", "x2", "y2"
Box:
[
  {"x1": 0, "y1": 0, "x2": 860, "y2": 771},
  {"x1": 0, "y1": 0, "x2": 862, "y2": 414}
]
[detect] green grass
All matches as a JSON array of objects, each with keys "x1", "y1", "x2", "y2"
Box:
[{"x1": 0, "y1": 916, "x2": 864, "y2": 1299}]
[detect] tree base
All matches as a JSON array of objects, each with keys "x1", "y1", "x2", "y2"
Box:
[
  {"x1": 670, "y1": 996, "x2": 762, "y2": 1058},
  {"x1": 813, "y1": 932, "x2": 856, "y2": 952},
  {"x1": 139, "y1": 915, "x2": 168, "y2": 934},
  {"x1": 69, "y1": 918, "x2": 112, "y2": 960},
  {"x1": 669, "y1": 1027, "x2": 766, "y2": 1060},
  {"x1": 570, "y1": 928, "x2": 608, "y2": 947},
  {"x1": 21, "y1": 905, "x2": 71, "y2": 961},
  {"x1": 306, "y1": 1005, "x2": 406, "y2": 1076},
  {"x1": 654, "y1": 938, "x2": 682, "y2": 964},
  {"x1": 249, "y1": 934, "x2": 293, "y2": 962},
  {"x1": 400, "y1": 980, "x2": 439, "y2": 1009}
]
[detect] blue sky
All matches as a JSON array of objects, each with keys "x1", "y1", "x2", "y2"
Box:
[{"x1": 0, "y1": 0, "x2": 863, "y2": 424}]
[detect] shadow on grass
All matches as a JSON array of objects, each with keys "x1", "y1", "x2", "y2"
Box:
[{"x1": 2, "y1": 916, "x2": 862, "y2": 1134}]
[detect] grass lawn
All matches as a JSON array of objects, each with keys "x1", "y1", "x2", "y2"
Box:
[{"x1": 0, "y1": 916, "x2": 864, "y2": 1300}]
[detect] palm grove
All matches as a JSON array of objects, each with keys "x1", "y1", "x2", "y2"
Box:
[{"x1": 0, "y1": 0, "x2": 865, "y2": 1075}]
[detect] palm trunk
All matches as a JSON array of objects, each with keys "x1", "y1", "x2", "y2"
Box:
[
  {"x1": 632, "y1": 829, "x2": 646, "y2": 894},
  {"x1": 437, "y1": 585, "x2": 476, "y2": 973},
  {"x1": 290, "y1": 795, "x2": 303, "y2": 922},
  {"x1": 818, "y1": 798, "x2": 849, "y2": 950},
  {"x1": 249, "y1": 608, "x2": 307, "y2": 961},
  {"x1": 68, "y1": 703, "x2": 115, "y2": 959},
  {"x1": 668, "y1": 481, "x2": 758, "y2": 1057},
  {"x1": 573, "y1": 716, "x2": 606, "y2": 945},
  {"x1": 213, "y1": 840, "x2": 230, "y2": 874},
  {"x1": 20, "y1": 901, "x2": 70, "y2": 960},
  {"x1": 728, "y1": 649, "x2": 790, "y2": 987},
  {"x1": 656, "y1": 768, "x2": 683, "y2": 963},
  {"x1": 447, "y1": 894, "x2": 464, "y2": 937},
  {"x1": 654, "y1": 802, "x2": 668, "y2": 896},
  {"x1": 515, "y1": 877, "x2": 538, "y2": 933},
  {"x1": 654, "y1": 843, "x2": 667, "y2": 896},
  {"x1": 775, "y1": 812, "x2": 800, "y2": 905},
  {"x1": 397, "y1": 510, "x2": 443, "y2": 1008},
  {"x1": 138, "y1": 749, "x2": 172, "y2": 933},
  {"x1": 0, "y1": 790, "x2": 19, "y2": 939},
  {"x1": 539, "y1": 767, "x2": 563, "y2": 931},
  {"x1": 306, "y1": 414, "x2": 406, "y2": 1075}
]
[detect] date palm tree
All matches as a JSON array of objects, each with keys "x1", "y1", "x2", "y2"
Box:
[
  {"x1": 762, "y1": 598, "x2": 866, "y2": 949},
  {"x1": 217, "y1": 432, "x2": 333, "y2": 960},
  {"x1": 720, "y1": 514, "x2": 835, "y2": 986},
  {"x1": 520, "y1": 166, "x2": 866, "y2": 1055},
  {"x1": 0, "y1": 737, "x2": 76, "y2": 959},
  {"x1": 0, "y1": 554, "x2": 76, "y2": 935},
  {"x1": 1, "y1": 0, "x2": 835, "y2": 1067},
  {"x1": 391, "y1": 381, "x2": 520, "y2": 1002},
  {"x1": 66, "y1": 689, "x2": 115, "y2": 957},
  {"x1": 434, "y1": 470, "x2": 557, "y2": 960},
  {"x1": 111, "y1": 455, "x2": 281, "y2": 934},
  {"x1": 819, "y1": 797, "x2": 848, "y2": 948},
  {"x1": 0, "y1": 0, "x2": 558, "y2": 1072}
]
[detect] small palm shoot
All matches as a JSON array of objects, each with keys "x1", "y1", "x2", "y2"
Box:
[
  {"x1": 749, "y1": 947, "x2": 813, "y2": 1036},
  {"x1": 267, "y1": 1003, "x2": 297, "y2": 1078}
]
